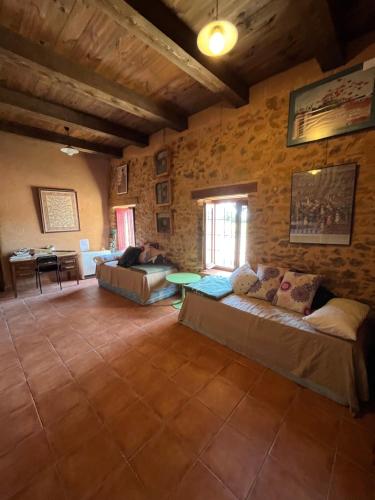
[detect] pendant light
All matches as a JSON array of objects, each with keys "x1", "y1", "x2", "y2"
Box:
[
  {"x1": 60, "y1": 126, "x2": 79, "y2": 156},
  {"x1": 197, "y1": 0, "x2": 238, "y2": 57}
]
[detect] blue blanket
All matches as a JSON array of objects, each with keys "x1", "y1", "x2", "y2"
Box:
[{"x1": 185, "y1": 275, "x2": 233, "y2": 300}]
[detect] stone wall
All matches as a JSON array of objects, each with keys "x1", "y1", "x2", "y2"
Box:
[{"x1": 109, "y1": 38, "x2": 375, "y2": 308}]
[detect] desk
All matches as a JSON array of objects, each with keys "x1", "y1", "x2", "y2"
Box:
[
  {"x1": 9, "y1": 251, "x2": 79, "y2": 298},
  {"x1": 166, "y1": 272, "x2": 201, "y2": 310}
]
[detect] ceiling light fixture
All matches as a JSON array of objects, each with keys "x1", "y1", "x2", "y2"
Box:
[
  {"x1": 197, "y1": 0, "x2": 238, "y2": 57},
  {"x1": 60, "y1": 126, "x2": 79, "y2": 156}
]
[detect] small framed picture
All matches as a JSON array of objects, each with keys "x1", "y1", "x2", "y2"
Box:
[
  {"x1": 154, "y1": 148, "x2": 171, "y2": 177},
  {"x1": 116, "y1": 163, "x2": 128, "y2": 194},
  {"x1": 155, "y1": 179, "x2": 171, "y2": 206},
  {"x1": 155, "y1": 211, "x2": 173, "y2": 234}
]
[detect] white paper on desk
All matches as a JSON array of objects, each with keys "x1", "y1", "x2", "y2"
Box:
[{"x1": 80, "y1": 239, "x2": 90, "y2": 252}]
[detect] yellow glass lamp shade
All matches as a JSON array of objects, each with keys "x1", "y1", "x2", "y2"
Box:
[{"x1": 197, "y1": 20, "x2": 238, "y2": 57}]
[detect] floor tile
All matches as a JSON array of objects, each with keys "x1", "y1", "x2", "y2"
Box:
[
  {"x1": 194, "y1": 347, "x2": 230, "y2": 374},
  {"x1": 145, "y1": 378, "x2": 189, "y2": 419},
  {"x1": 127, "y1": 362, "x2": 169, "y2": 397},
  {"x1": 169, "y1": 398, "x2": 223, "y2": 455},
  {"x1": 8, "y1": 467, "x2": 65, "y2": 500},
  {"x1": 328, "y1": 455, "x2": 375, "y2": 500},
  {"x1": 201, "y1": 424, "x2": 265, "y2": 499},
  {"x1": 151, "y1": 348, "x2": 187, "y2": 375},
  {"x1": 174, "y1": 461, "x2": 236, "y2": 500},
  {"x1": 76, "y1": 365, "x2": 120, "y2": 398},
  {"x1": 197, "y1": 376, "x2": 245, "y2": 419},
  {"x1": 228, "y1": 395, "x2": 282, "y2": 449},
  {"x1": 131, "y1": 427, "x2": 195, "y2": 496},
  {"x1": 27, "y1": 363, "x2": 72, "y2": 398},
  {"x1": 109, "y1": 350, "x2": 147, "y2": 378},
  {"x1": 89, "y1": 377, "x2": 137, "y2": 421},
  {"x1": 270, "y1": 422, "x2": 334, "y2": 498},
  {"x1": 35, "y1": 381, "x2": 86, "y2": 426},
  {"x1": 0, "y1": 403, "x2": 41, "y2": 456},
  {"x1": 0, "y1": 431, "x2": 52, "y2": 500},
  {"x1": 57, "y1": 431, "x2": 123, "y2": 500},
  {"x1": 46, "y1": 401, "x2": 102, "y2": 457},
  {"x1": 218, "y1": 361, "x2": 260, "y2": 392},
  {"x1": 96, "y1": 338, "x2": 131, "y2": 363},
  {"x1": 249, "y1": 455, "x2": 325, "y2": 500},
  {"x1": 0, "y1": 382, "x2": 33, "y2": 417},
  {"x1": 250, "y1": 369, "x2": 298, "y2": 415},
  {"x1": 88, "y1": 464, "x2": 147, "y2": 500},
  {"x1": 337, "y1": 418, "x2": 375, "y2": 472},
  {"x1": 108, "y1": 400, "x2": 161, "y2": 457},
  {"x1": 66, "y1": 350, "x2": 105, "y2": 378},
  {"x1": 172, "y1": 362, "x2": 212, "y2": 395},
  {"x1": 0, "y1": 363, "x2": 26, "y2": 392}
]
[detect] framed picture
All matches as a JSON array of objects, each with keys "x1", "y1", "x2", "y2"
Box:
[
  {"x1": 154, "y1": 148, "x2": 171, "y2": 177},
  {"x1": 155, "y1": 179, "x2": 171, "y2": 206},
  {"x1": 116, "y1": 163, "x2": 128, "y2": 194},
  {"x1": 289, "y1": 163, "x2": 357, "y2": 245},
  {"x1": 155, "y1": 211, "x2": 173, "y2": 234},
  {"x1": 287, "y1": 63, "x2": 375, "y2": 146},
  {"x1": 38, "y1": 188, "x2": 80, "y2": 233}
]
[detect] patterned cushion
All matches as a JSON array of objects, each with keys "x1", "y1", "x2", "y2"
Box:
[
  {"x1": 272, "y1": 271, "x2": 322, "y2": 314},
  {"x1": 230, "y1": 263, "x2": 258, "y2": 295},
  {"x1": 247, "y1": 264, "x2": 287, "y2": 302}
]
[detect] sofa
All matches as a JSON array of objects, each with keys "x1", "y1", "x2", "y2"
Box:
[
  {"x1": 96, "y1": 260, "x2": 178, "y2": 305},
  {"x1": 179, "y1": 291, "x2": 370, "y2": 413}
]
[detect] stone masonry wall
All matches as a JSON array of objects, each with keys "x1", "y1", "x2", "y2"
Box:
[{"x1": 109, "y1": 38, "x2": 375, "y2": 308}]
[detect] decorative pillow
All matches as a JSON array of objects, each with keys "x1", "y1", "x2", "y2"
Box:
[
  {"x1": 138, "y1": 245, "x2": 151, "y2": 264},
  {"x1": 272, "y1": 271, "x2": 322, "y2": 314},
  {"x1": 118, "y1": 246, "x2": 142, "y2": 268},
  {"x1": 311, "y1": 285, "x2": 336, "y2": 311},
  {"x1": 247, "y1": 264, "x2": 287, "y2": 302},
  {"x1": 303, "y1": 298, "x2": 370, "y2": 340},
  {"x1": 230, "y1": 263, "x2": 258, "y2": 295}
]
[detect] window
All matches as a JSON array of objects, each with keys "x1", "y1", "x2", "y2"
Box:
[
  {"x1": 115, "y1": 207, "x2": 135, "y2": 250},
  {"x1": 204, "y1": 200, "x2": 248, "y2": 270}
]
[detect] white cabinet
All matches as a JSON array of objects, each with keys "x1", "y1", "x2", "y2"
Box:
[{"x1": 79, "y1": 250, "x2": 111, "y2": 278}]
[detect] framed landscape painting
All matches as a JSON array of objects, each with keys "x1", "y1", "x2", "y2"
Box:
[
  {"x1": 38, "y1": 188, "x2": 80, "y2": 233},
  {"x1": 155, "y1": 179, "x2": 171, "y2": 206},
  {"x1": 287, "y1": 63, "x2": 375, "y2": 146},
  {"x1": 155, "y1": 211, "x2": 173, "y2": 234},
  {"x1": 154, "y1": 148, "x2": 171, "y2": 177},
  {"x1": 289, "y1": 163, "x2": 357, "y2": 245}
]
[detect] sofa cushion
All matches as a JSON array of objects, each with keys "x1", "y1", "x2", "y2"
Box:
[
  {"x1": 230, "y1": 263, "x2": 258, "y2": 295},
  {"x1": 273, "y1": 271, "x2": 322, "y2": 315},
  {"x1": 247, "y1": 264, "x2": 287, "y2": 302},
  {"x1": 118, "y1": 246, "x2": 142, "y2": 267},
  {"x1": 303, "y1": 298, "x2": 370, "y2": 341}
]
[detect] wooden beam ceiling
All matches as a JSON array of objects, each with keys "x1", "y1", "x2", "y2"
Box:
[
  {"x1": 0, "y1": 86, "x2": 148, "y2": 147},
  {"x1": 306, "y1": 0, "x2": 345, "y2": 71},
  {"x1": 93, "y1": 0, "x2": 249, "y2": 107},
  {"x1": 0, "y1": 120, "x2": 123, "y2": 157},
  {"x1": 0, "y1": 25, "x2": 186, "y2": 132}
]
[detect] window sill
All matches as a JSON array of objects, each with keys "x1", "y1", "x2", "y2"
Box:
[{"x1": 201, "y1": 268, "x2": 232, "y2": 277}]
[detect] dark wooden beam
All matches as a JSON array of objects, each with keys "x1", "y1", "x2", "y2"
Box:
[
  {"x1": 0, "y1": 25, "x2": 186, "y2": 131},
  {"x1": 93, "y1": 0, "x2": 249, "y2": 107},
  {"x1": 0, "y1": 86, "x2": 148, "y2": 147},
  {"x1": 191, "y1": 182, "x2": 257, "y2": 200},
  {"x1": 0, "y1": 120, "x2": 123, "y2": 157},
  {"x1": 307, "y1": 0, "x2": 345, "y2": 71}
]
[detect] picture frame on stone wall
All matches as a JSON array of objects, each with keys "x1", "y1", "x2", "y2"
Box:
[
  {"x1": 116, "y1": 163, "x2": 128, "y2": 195},
  {"x1": 289, "y1": 163, "x2": 358, "y2": 245},
  {"x1": 287, "y1": 62, "x2": 375, "y2": 146},
  {"x1": 155, "y1": 211, "x2": 173, "y2": 234},
  {"x1": 155, "y1": 179, "x2": 172, "y2": 206},
  {"x1": 154, "y1": 148, "x2": 171, "y2": 177}
]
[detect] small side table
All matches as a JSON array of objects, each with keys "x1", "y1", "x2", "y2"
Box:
[{"x1": 166, "y1": 272, "x2": 201, "y2": 310}]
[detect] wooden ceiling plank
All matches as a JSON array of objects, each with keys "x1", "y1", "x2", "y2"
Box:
[
  {"x1": 0, "y1": 119, "x2": 123, "y2": 157},
  {"x1": 0, "y1": 86, "x2": 148, "y2": 146},
  {"x1": 306, "y1": 0, "x2": 345, "y2": 71},
  {"x1": 92, "y1": 0, "x2": 249, "y2": 107},
  {"x1": 0, "y1": 25, "x2": 186, "y2": 131}
]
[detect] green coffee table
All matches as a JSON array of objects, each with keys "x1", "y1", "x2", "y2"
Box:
[{"x1": 166, "y1": 272, "x2": 201, "y2": 310}]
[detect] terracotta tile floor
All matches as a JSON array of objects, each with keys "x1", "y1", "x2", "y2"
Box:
[{"x1": 0, "y1": 279, "x2": 374, "y2": 499}]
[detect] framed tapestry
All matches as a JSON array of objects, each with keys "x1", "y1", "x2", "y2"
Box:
[
  {"x1": 38, "y1": 188, "x2": 80, "y2": 233},
  {"x1": 155, "y1": 179, "x2": 171, "y2": 206},
  {"x1": 289, "y1": 163, "x2": 357, "y2": 245},
  {"x1": 116, "y1": 163, "x2": 128, "y2": 194},
  {"x1": 287, "y1": 62, "x2": 375, "y2": 146},
  {"x1": 155, "y1": 211, "x2": 173, "y2": 234},
  {"x1": 154, "y1": 148, "x2": 171, "y2": 177}
]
